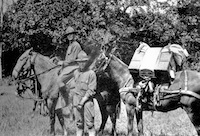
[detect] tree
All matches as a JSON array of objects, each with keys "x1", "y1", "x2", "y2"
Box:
[
  {"x1": 0, "y1": 0, "x2": 4, "y2": 80},
  {"x1": 2, "y1": 0, "x2": 200, "y2": 76}
]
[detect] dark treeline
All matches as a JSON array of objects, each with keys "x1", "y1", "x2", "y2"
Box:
[{"x1": 1, "y1": 0, "x2": 200, "y2": 76}]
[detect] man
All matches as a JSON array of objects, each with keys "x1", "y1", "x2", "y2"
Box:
[
  {"x1": 56, "y1": 26, "x2": 83, "y2": 108},
  {"x1": 46, "y1": 26, "x2": 83, "y2": 136},
  {"x1": 73, "y1": 51, "x2": 97, "y2": 136}
]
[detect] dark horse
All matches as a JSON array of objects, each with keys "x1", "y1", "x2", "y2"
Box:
[
  {"x1": 131, "y1": 70, "x2": 200, "y2": 136},
  {"x1": 12, "y1": 48, "x2": 121, "y2": 136},
  {"x1": 97, "y1": 50, "x2": 200, "y2": 136},
  {"x1": 94, "y1": 49, "x2": 135, "y2": 135}
]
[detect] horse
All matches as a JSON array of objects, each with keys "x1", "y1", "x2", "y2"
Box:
[
  {"x1": 12, "y1": 48, "x2": 122, "y2": 136},
  {"x1": 96, "y1": 49, "x2": 200, "y2": 136},
  {"x1": 12, "y1": 48, "x2": 68, "y2": 136},
  {"x1": 130, "y1": 70, "x2": 200, "y2": 136},
  {"x1": 94, "y1": 49, "x2": 134, "y2": 135}
]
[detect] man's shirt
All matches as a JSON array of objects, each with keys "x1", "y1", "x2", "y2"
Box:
[
  {"x1": 73, "y1": 69, "x2": 97, "y2": 97},
  {"x1": 65, "y1": 41, "x2": 82, "y2": 65}
]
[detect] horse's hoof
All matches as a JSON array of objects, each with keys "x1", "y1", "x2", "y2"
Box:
[
  {"x1": 63, "y1": 130, "x2": 68, "y2": 136},
  {"x1": 42, "y1": 129, "x2": 55, "y2": 136}
]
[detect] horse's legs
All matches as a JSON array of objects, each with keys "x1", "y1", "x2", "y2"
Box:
[
  {"x1": 48, "y1": 98, "x2": 57, "y2": 136},
  {"x1": 109, "y1": 108, "x2": 117, "y2": 136},
  {"x1": 123, "y1": 92, "x2": 137, "y2": 136},
  {"x1": 56, "y1": 108, "x2": 68, "y2": 136},
  {"x1": 98, "y1": 104, "x2": 109, "y2": 135},
  {"x1": 184, "y1": 107, "x2": 200, "y2": 136},
  {"x1": 136, "y1": 110, "x2": 143, "y2": 136},
  {"x1": 95, "y1": 92, "x2": 109, "y2": 135},
  {"x1": 49, "y1": 111, "x2": 56, "y2": 136},
  {"x1": 126, "y1": 103, "x2": 136, "y2": 136}
]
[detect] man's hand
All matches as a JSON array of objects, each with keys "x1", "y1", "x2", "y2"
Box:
[
  {"x1": 79, "y1": 96, "x2": 88, "y2": 106},
  {"x1": 57, "y1": 61, "x2": 63, "y2": 66},
  {"x1": 76, "y1": 96, "x2": 89, "y2": 111},
  {"x1": 77, "y1": 104, "x2": 83, "y2": 111}
]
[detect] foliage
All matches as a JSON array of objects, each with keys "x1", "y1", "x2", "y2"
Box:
[{"x1": 2, "y1": 0, "x2": 200, "y2": 75}]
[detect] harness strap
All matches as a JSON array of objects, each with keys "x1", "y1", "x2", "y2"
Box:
[
  {"x1": 16, "y1": 65, "x2": 60, "y2": 82},
  {"x1": 101, "y1": 54, "x2": 112, "y2": 72},
  {"x1": 16, "y1": 52, "x2": 59, "y2": 102},
  {"x1": 123, "y1": 75, "x2": 133, "y2": 88},
  {"x1": 184, "y1": 70, "x2": 188, "y2": 91},
  {"x1": 160, "y1": 89, "x2": 200, "y2": 100}
]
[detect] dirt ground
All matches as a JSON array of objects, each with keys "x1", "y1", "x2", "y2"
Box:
[{"x1": 0, "y1": 83, "x2": 198, "y2": 136}]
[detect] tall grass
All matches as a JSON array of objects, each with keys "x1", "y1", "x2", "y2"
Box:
[{"x1": 0, "y1": 84, "x2": 198, "y2": 136}]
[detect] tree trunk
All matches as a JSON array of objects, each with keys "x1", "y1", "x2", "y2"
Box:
[
  {"x1": 0, "y1": 42, "x2": 2, "y2": 80},
  {"x1": 0, "y1": 0, "x2": 4, "y2": 80}
]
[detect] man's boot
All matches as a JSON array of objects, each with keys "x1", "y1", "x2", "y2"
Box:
[
  {"x1": 49, "y1": 112, "x2": 56, "y2": 136},
  {"x1": 76, "y1": 128, "x2": 83, "y2": 136},
  {"x1": 88, "y1": 128, "x2": 96, "y2": 136},
  {"x1": 56, "y1": 109, "x2": 68, "y2": 136},
  {"x1": 59, "y1": 86, "x2": 69, "y2": 106}
]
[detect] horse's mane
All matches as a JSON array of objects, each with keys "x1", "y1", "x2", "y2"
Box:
[
  {"x1": 111, "y1": 55, "x2": 129, "y2": 73},
  {"x1": 112, "y1": 55, "x2": 128, "y2": 67},
  {"x1": 109, "y1": 54, "x2": 132, "y2": 88},
  {"x1": 33, "y1": 52, "x2": 56, "y2": 68}
]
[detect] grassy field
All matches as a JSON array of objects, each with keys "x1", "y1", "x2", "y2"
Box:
[{"x1": 0, "y1": 83, "x2": 198, "y2": 136}]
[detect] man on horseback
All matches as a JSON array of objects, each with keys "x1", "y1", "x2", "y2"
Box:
[
  {"x1": 56, "y1": 26, "x2": 84, "y2": 108},
  {"x1": 73, "y1": 51, "x2": 97, "y2": 136}
]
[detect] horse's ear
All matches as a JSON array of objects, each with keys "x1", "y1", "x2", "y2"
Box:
[
  {"x1": 110, "y1": 46, "x2": 117, "y2": 54},
  {"x1": 29, "y1": 47, "x2": 33, "y2": 55}
]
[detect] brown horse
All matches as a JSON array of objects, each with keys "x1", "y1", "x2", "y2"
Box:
[
  {"x1": 94, "y1": 50, "x2": 134, "y2": 135},
  {"x1": 12, "y1": 48, "x2": 122, "y2": 136},
  {"x1": 96, "y1": 50, "x2": 200, "y2": 136},
  {"x1": 130, "y1": 70, "x2": 200, "y2": 136}
]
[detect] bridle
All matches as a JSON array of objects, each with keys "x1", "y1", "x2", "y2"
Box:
[
  {"x1": 95, "y1": 53, "x2": 112, "y2": 73},
  {"x1": 94, "y1": 46, "x2": 117, "y2": 74},
  {"x1": 14, "y1": 51, "x2": 59, "y2": 101},
  {"x1": 95, "y1": 51, "x2": 134, "y2": 88},
  {"x1": 14, "y1": 51, "x2": 41, "y2": 101}
]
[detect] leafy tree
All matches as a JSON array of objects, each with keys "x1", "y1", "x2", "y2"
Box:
[{"x1": 2, "y1": 0, "x2": 200, "y2": 76}]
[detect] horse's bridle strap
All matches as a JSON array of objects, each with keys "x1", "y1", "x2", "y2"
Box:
[{"x1": 184, "y1": 70, "x2": 188, "y2": 91}]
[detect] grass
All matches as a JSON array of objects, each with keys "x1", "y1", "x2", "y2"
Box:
[{"x1": 0, "y1": 82, "x2": 198, "y2": 136}]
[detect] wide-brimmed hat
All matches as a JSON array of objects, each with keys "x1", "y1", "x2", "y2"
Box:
[
  {"x1": 75, "y1": 51, "x2": 89, "y2": 62},
  {"x1": 65, "y1": 26, "x2": 77, "y2": 35}
]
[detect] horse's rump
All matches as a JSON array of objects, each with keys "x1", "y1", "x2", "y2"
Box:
[{"x1": 169, "y1": 70, "x2": 200, "y2": 93}]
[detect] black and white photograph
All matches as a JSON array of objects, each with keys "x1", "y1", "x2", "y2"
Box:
[{"x1": 0, "y1": 0, "x2": 200, "y2": 136}]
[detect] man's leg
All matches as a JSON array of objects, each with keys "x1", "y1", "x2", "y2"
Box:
[
  {"x1": 56, "y1": 109, "x2": 68, "y2": 136},
  {"x1": 57, "y1": 73, "x2": 70, "y2": 106},
  {"x1": 74, "y1": 94, "x2": 84, "y2": 136},
  {"x1": 84, "y1": 100, "x2": 95, "y2": 136}
]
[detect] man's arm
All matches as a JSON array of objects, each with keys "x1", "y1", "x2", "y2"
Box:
[
  {"x1": 78, "y1": 71, "x2": 97, "y2": 109},
  {"x1": 64, "y1": 41, "x2": 82, "y2": 66}
]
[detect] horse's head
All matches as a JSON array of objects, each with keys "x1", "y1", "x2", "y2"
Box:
[
  {"x1": 93, "y1": 46, "x2": 117, "y2": 74},
  {"x1": 12, "y1": 48, "x2": 37, "y2": 96},
  {"x1": 94, "y1": 47, "x2": 134, "y2": 88},
  {"x1": 12, "y1": 48, "x2": 34, "y2": 79}
]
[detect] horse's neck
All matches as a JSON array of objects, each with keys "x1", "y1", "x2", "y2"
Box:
[
  {"x1": 109, "y1": 55, "x2": 133, "y2": 88},
  {"x1": 34, "y1": 54, "x2": 55, "y2": 74}
]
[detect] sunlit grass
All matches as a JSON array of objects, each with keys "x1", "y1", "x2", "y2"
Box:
[{"x1": 0, "y1": 84, "x2": 198, "y2": 136}]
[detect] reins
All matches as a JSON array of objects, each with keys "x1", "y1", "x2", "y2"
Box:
[
  {"x1": 16, "y1": 65, "x2": 60, "y2": 82},
  {"x1": 15, "y1": 52, "x2": 60, "y2": 102}
]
